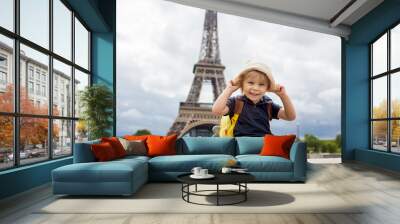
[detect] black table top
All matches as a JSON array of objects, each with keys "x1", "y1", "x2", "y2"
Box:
[{"x1": 177, "y1": 172, "x2": 255, "y2": 185}]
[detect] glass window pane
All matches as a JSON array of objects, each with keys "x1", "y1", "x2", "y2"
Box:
[
  {"x1": 20, "y1": 44, "x2": 49, "y2": 115},
  {"x1": 0, "y1": 35, "x2": 14, "y2": 112},
  {"x1": 74, "y1": 69, "x2": 89, "y2": 118},
  {"x1": 53, "y1": 0, "x2": 72, "y2": 60},
  {"x1": 0, "y1": 0, "x2": 14, "y2": 31},
  {"x1": 391, "y1": 120, "x2": 400, "y2": 153},
  {"x1": 372, "y1": 121, "x2": 388, "y2": 151},
  {"x1": 372, "y1": 77, "x2": 387, "y2": 119},
  {"x1": 53, "y1": 59, "x2": 72, "y2": 117},
  {"x1": 53, "y1": 119, "x2": 72, "y2": 157},
  {"x1": 391, "y1": 24, "x2": 400, "y2": 70},
  {"x1": 75, "y1": 18, "x2": 89, "y2": 70},
  {"x1": 372, "y1": 33, "x2": 387, "y2": 76},
  {"x1": 20, "y1": 117, "x2": 49, "y2": 165},
  {"x1": 20, "y1": 0, "x2": 49, "y2": 49},
  {"x1": 75, "y1": 120, "x2": 88, "y2": 143},
  {"x1": 391, "y1": 72, "x2": 400, "y2": 118},
  {"x1": 0, "y1": 116, "x2": 14, "y2": 170}
]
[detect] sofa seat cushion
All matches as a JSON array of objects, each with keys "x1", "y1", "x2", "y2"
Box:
[
  {"x1": 117, "y1": 155, "x2": 150, "y2": 162},
  {"x1": 236, "y1": 155, "x2": 293, "y2": 172},
  {"x1": 149, "y1": 154, "x2": 235, "y2": 172},
  {"x1": 52, "y1": 159, "x2": 147, "y2": 183}
]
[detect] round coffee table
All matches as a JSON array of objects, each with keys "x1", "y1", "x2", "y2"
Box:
[{"x1": 177, "y1": 172, "x2": 255, "y2": 206}]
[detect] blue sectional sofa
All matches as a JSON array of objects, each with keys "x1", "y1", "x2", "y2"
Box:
[{"x1": 52, "y1": 137, "x2": 307, "y2": 196}]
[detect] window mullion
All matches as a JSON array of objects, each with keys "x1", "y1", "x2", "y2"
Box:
[
  {"x1": 13, "y1": 0, "x2": 20, "y2": 167},
  {"x1": 71, "y1": 10, "x2": 76, "y2": 154},
  {"x1": 48, "y1": 0, "x2": 54, "y2": 160},
  {"x1": 388, "y1": 30, "x2": 391, "y2": 152}
]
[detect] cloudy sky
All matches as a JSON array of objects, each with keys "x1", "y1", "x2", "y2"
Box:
[{"x1": 116, "y1": 0, "x2": 341, "y2": 139}]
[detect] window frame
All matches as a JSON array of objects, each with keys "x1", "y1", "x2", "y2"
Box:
[
  {"x1": 0, "y1": 0, "x2": 92, "y2": 171},
  {"x1": 370, "y1": 20, "x2": 400, "y2": 154}
]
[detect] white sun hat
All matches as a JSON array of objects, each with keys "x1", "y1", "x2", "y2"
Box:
[{"x1": 238, "y1": 62, "x2": 277, "y2": 91}]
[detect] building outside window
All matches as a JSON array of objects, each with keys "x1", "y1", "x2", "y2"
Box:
[
  {"x1": 36, "y1": 83, "x2": 40, "y2": 95},
  {"x1": 0, "y1": 55, "x2": 6, "y2": 67},
  {"x1": 28, "y1": 67, "x2": 34, "y2": 80},
  {"x1": 0, "y1": 71, "x2": 6, "y2": 85},
  {"x1": 28, "y1": 81, "x2": 34, "y2": 94},
  {"x1": 41, "y1": 73, "x2": 46, "y2": 83},
  {"x1": 42, "y1": 85, "x2": 46, "y2": 97},
  {"x1": 0, "y1": 55, "x2": 7, "y2": 88},
  {"x1": 35, "y1": 70, "x2": 40, "y2": 81}
]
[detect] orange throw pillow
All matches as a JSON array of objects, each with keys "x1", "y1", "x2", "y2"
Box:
[
  {"x1": 91, "y1": 142, "x2": 117, "y2": 161},
  {"x1": 260, "y1": 134, "x2": 296, "y2": 159},
  {"x1": 124, "y1": 135, "x2": 149, "y2": 141},
  {"x1": 146, "y1": 134, "x2": 177, "y2": 157},
  {"x1": 101, "y1": 137, "x2": 127, "y2": 158}
]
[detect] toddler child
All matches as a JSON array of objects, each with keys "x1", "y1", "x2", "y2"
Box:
[{"x1": 212, "y1": 62, "x2": 296, "y2": 137}]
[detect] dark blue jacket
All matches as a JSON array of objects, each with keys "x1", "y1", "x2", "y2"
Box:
[{"x1": 225, "y1": 95, "x2": 281, "y2": 137}]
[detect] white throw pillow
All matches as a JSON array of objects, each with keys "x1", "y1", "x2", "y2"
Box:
[{"x1": 119, "y1": 138, "x2": 147, "y2": 156}]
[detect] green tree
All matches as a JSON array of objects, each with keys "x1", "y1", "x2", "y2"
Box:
[
  {"x1": 321, "y1": 141, "x2": 338, "y2": 153},
  {"x1": 335, "y1": 134, "x2": 341, "y2": 147},
  {"x1": 304, "y1": 134, "x2": 320, "y2": 153},
  {"x1": 133, "y1": 129, "x2": 152, "y2": 136},
  {"x1": 79, "y1": 84, "x2": 113, "y2": 140}
]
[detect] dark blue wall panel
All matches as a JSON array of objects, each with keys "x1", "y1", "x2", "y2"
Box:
[{"x1": 0, "y1": 158, "x2": 72, "y2": 199}]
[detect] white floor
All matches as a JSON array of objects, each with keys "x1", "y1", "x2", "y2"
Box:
[{"x1": 308, "y1": 158, "x2": 342, "y2": 164}]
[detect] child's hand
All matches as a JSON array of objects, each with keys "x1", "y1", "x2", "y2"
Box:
[
  {"x1": 271, "y1": 84, "x2": 287, "y2": 97},
  {"x1": 227, "y1": 79, "x2": 240, "y2": 92}
]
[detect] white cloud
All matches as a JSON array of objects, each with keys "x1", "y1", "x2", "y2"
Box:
[
  {"x1": 318, "y1": 88, "x2": 341, "y2": 103},
  {"x1": 119, "y1": 108, "x2": 144, "y2": 119}
]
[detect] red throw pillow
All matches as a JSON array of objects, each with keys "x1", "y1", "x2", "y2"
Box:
[
  {"x1": 260, "y1": 134, "x2": 296, "y2": 159},
  {"x1": 146, "y1": 134, "x2": 177, "y2": 157},
  {"x1": 91, "y1": 142, "x2": 117, "y2": 161},
  {"x1": 101, "y1": 137, "x2": 127, "y2": 158}
]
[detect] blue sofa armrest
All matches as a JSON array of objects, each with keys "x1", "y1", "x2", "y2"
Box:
[
  {"x1": 289, "y1": 141, "x2": 307, "y2": 182},
  {"x1": 73, "y1": 140, "x2": 100, "y2": 163}
]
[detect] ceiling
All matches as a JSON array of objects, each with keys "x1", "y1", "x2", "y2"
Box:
[{"x1": 165, "y1": 0, "x2": 384, "y2": 38}]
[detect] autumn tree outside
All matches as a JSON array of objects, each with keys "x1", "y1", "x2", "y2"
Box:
[{"x1": 0, "y1": 85, "x2": 60, "y2": 154}]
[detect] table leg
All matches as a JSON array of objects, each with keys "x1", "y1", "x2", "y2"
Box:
[
  {"x1": 195, "y1": 184, "x2": 197, "y2": 192},
  {"x1": 245, "y1": 183, "x2": 247, "y2": 201},
  {"x1": 187, "y1": 184, "x2": 190, "y2": 202},
  {"x1": 217, "y1": 184, "x2": 219, "y2": 206}
]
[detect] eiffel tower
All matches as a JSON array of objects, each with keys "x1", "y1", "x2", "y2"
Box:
[{"x1": 168, "y1": 10, "x2": 226, "y2": 137}]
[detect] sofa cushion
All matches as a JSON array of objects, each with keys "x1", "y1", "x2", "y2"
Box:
[
  {"x1": 177, "y1": 137, "x2": 236, "y2": 155},
  {"x1": 260, "y1": 135, "x2": 296, "y2": 159},
  {"x1": 115, "y1": 155, "x2": 150, "y2": 163},
  {"x1": 52, "y1": 159, "x2": 147, "y2": 183},
  {"x1": 123, "y1": 135, "x2": 149, "y2": 141},
  {"x1": 236, "y1": 155, "x2": 293, "y2": 172},
  {"x1": 148, "y1": 154, "x2": 235, "y2": 172},
  {"x1": 101, "y1": 137, "x2": 127, "y2": 158},
  {"x1": 119, "y1": 138, "x2": 147, "y2": 156},
  {"x1": 235, "y1": 137, "x2": 263, "y2": 155},
  {"x1": 147, "y1": 134, "x2": 177, "y2": 157},
  {"x1": 91, "y1": 142, "x2": 118, "y2": 161}
]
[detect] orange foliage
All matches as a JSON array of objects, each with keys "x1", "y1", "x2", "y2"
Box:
[{"x1": 0, "y1": 84, "x2": 60, "y2": 149}]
